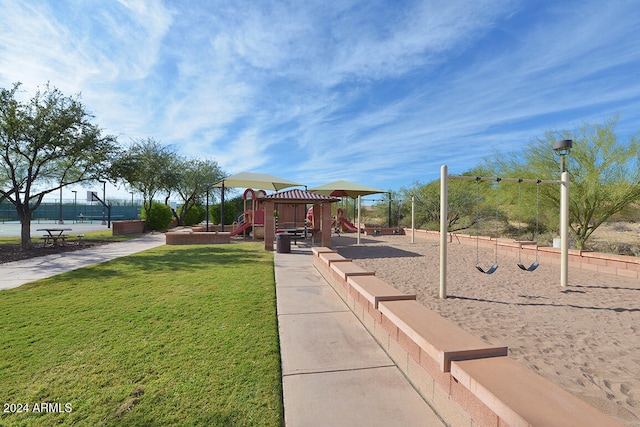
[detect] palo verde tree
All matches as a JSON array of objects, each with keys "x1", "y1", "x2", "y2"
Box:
[
  {"x1": 400, "y1": 176, "x2": 479, "y2": 231},
  {"x1": 0, "y1": 83, "x2": 119, "y2": 249},
  {"x1": 487, "y1": 117, "x2": 640, "y2": 249}
]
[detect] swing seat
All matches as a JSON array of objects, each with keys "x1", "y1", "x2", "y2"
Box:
[
  {"x1": 517, "y1": 261, "x2": 539, "y2": 272},
  {"x1": 476, "y1": 264, "x2": 499, "y2": 274}
]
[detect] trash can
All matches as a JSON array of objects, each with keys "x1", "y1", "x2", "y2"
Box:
[{"x1": 276, "y1": 233, "x2": 291, "y2": 253}]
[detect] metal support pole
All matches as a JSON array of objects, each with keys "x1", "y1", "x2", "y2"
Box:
[
  {"x1": 206, "y1": 189, "x2": 210, "y2": 232},
  {"x1": 101, "y1": 181, "x2": 106, "y2": 225},
  {"x1": 439, "y1": 165, "x2": 448, "y2": 299},
  {"x1": 72, "y1": 191, "x2": 77, "y2": 223},
  {"x1": 220, "y1": 180, "x2": 225, "y2": 232},
  {"x1": 560, "y1": 171, "x2": 569, "y2": 287},
  {"x1": 411, "y1": 196, "x2": 415, "y2": 243},
  {"x1": 388, "y1": 193, "x2": 391, "y2": 228},
  {"x1": 58, "y1": 185, "x2": 64, "y2": 224},
  {"x1": 357, "y1": 195, "x2": 361, "y2": 245}
]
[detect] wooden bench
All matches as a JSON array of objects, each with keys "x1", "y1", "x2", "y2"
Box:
[
  {"x1": 378, "y1": 300, "x2": 507, "y2": 372},
  {"x1": 451, "y1": 356, "x2": 624, "y2": 427}
]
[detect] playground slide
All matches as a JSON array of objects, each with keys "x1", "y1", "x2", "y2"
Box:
[
  {"x1": 337, "y1": 217, "x2": 361, "y2": 232},
  {"x1": 229, "y1": 221, "x2": 253, "y2": 236}
]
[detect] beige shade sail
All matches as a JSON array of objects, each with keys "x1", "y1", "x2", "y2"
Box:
[
  {"x1": 308, "y1": 180, "x2": 385, "y2": 198},
  {"x1": 212, "y1": 172, "x2": 303, "y2": 191}
]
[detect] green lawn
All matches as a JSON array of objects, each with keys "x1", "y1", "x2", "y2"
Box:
[{"x1": 0, "y1": 243, "x2": 283, "y2": 426}]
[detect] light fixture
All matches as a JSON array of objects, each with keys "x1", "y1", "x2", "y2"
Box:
[{"x1": 553, "y1": 139, "x2": 573, "y2": 172}]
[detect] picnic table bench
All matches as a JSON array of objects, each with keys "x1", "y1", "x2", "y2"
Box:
[{"x1": 37, "y1": 228, "x2": 72, "y2": 246}]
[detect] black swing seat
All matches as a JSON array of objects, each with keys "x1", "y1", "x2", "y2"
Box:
[
  {"x1": 517, "y1": 261, "x2": 539, "y2": 272},
  {"x1": 476, "y1": 263, "x2": 499, "y2": 274}
]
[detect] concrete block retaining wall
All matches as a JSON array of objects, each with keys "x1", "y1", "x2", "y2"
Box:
[
  {"x1": 407, "y1": 228, "x2": 640, "y2": 279},
  {"x1": 311, "y1": 247, "x2": 622, "y2": 427},
  {"x1": 112, "y1": 220, "x2": 146, "y2": 235}
]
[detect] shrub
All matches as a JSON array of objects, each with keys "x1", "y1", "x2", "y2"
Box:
[
  {"x1": 141, "y1": 202, "x2": 173, "y2": 231},
  {"x1": 180, "y1": 204, "x2": 206, "y2": 226}
]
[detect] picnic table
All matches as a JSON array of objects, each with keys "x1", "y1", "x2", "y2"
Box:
[
  {"x1": 37, "y1": 228, "x2": 72, "y2": 246},
  {"x1": 278, "y1": 228, "x2": 309, "y2": 244}
]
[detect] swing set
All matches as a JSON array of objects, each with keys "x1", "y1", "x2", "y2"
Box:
[
  {"x1": 515, "y1": 179, "x2": 541, "y2": 272},
  {"x1": 439, "y1": 165, "x2": 570, "y2": 298},
  {"x1": 472, "y1": 177, "x2": 542, "y2": 273}
]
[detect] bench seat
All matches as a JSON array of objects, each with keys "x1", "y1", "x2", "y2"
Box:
[
  {"x1": 311, "y1": 247, "x2": 336, "y2": 257},
  {"x1": 451, "y1": 356, "x2": 624, "y2": 427},
  {"x1": 347, "y1": 275, "x2": 416, "y2": 309},
  {"x1": 378, "y1": 300, "x2": 507, "y2": 372},
  {"x1": 317, "y1": 252, "x2": 352, "y2": 267},
  {"x1": 330, "y1": 261, "x2": 375, "y2": 282}
]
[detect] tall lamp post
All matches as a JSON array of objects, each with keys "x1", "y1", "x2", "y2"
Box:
[
  {"x1": 129, "y1": 192, "x2": 134, "y2": 219},
  {"x1": 553, "y1": 139, "x2": 572, "y2": 287},
  {"x1": 553, "y1": 139, "x2": 573, "y2": 172}
]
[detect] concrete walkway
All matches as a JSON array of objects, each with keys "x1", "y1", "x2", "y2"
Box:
[
  {"x1": 0, "y1": 233, "x2": 166, "y2": 290},
  {"x1": 275, "y1": 245, "x2": 444, "y2": 426}
]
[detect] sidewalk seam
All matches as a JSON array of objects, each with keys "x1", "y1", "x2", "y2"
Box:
[{"x1": 282, "y1": 364, "x2": 398, "y2": 378}]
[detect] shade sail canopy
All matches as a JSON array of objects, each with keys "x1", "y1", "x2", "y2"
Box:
[
  {"x1": 308, "y1": 180, "x2": 385, "y2": 198},
  {"x1": 212, "y1": 172, "x2": 303, "y2": 191}
]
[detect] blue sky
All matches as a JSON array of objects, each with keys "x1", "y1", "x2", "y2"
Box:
[{"x1": 1, "y1": 0, "x2": 639, "y2": 200}]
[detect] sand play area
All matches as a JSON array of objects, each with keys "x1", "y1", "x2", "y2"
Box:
[{"x1": 332, "y1": 233, "x2": 640, "y2": 426}]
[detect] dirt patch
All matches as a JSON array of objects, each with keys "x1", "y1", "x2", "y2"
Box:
[{"x1": 0, "y1": 240, "x2": 110, "y2": 264}]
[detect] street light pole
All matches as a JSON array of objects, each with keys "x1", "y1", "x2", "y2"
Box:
[
  {"x1": 553, "y1": 139, "x2": 573, "y2": 287},
  {"x1": 553, "y1": 139, "x2": 573, "y2": 173}
]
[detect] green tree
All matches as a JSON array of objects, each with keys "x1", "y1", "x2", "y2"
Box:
[
  {"x1": 400, "y1": 174, "x2": 483, "y2": 232},
  {"x1": 210, "y1": 196, "x2": 243, "y2": 225},
  {"x1": 113, "y1": 138, "x2": 179, "y2": 226},
  {"x1": 488, "y1": 117, "x2": 640, "y2": 249},
  {"x1": 172, "y1": 157, "x2": 225, "y2": 226},
  {"x1": 179, "y1": 203, "x2": 206, "y2": 226},
  {"x1": 140, "y1": 201, "x2": 173, "y2": 231},
  {"x1": 0, "y1": 83, "x2": 119, "y2": 249}
]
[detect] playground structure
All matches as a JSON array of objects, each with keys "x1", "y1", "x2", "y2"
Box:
[
  {"x1": 439, "y1": 165, "x2": 569, "y2": 299},
  {"x1": 232, "y1": 188, "x2": 320, "y2": 239},
  {"x1": 306, "y1": 206, "x2": 402, "y2": 238},
  {"x1": 335, "y1": 208, "x2": 363, "y2": 233},
  {"x1": 258, "y1": 189, "x2": 340, "y2": 251},
  {"x1": 229, "y1": 188, "x2": 267, "y2": 238},
  {"x1": 307, "y1": 207, "x2": 363, "y2": 233}
]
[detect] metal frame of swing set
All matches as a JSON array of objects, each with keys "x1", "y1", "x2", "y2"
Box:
[{"x1": 438, "y1": 165, "x2": 570, "y2": 299}]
